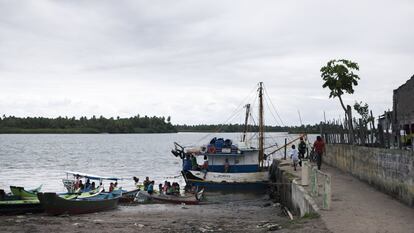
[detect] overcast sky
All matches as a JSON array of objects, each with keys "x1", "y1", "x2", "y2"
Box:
[{"x1": 0, "y1": 0, "x2": 413, "y2": 125}]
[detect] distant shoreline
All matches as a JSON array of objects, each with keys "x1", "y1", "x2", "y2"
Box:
[{"x1": 0, "y1": 128, "x2": 315, "y2": 134}]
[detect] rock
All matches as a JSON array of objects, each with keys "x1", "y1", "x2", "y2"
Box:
[
  {"x1": 93, "y1": 219, "x2": 103, "y2": 224},
  {"x1": 134, "y1": 223, "x2": 144, "y2": 228},
  {"x1": 15, "y1": 220, "x2": 22, "y2": 223},
  {"x1": 73, "y1": 223, "x2": 80, "y2": 226},
  {"x1": 199, "y1": 227, "x2": 207, "y2": 232},
  {"x1": 273, "y1": 203, "x2": 281, "y2": 207},
  {"x1": 263, "y1": 203, "x2": 272, "y2": 207},
  {"x1": 16, "y1": 215, "x2": 26, "y2": 219}
]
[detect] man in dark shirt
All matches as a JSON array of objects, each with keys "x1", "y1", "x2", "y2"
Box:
[{"x1": 298, "y1": 137, "x2": 307, "y2": 166}]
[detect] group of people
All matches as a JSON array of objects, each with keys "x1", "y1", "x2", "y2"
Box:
[
  {"x1": 133, "y1": 176, "x2": 180, "y2": 196},
  {"x1": 74, "y1": 177, "x2": 96, "y2": 191},
  {"x1": 290, "y1": 136, "x2": 325, "y2": 171},
  {"x1": 159, "y1": 181, "x2": 180, "y2": 195}
]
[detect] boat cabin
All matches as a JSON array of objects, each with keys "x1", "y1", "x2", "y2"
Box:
[{"x1": 182, "y1": 138, "x2": 260, "y2": 173}]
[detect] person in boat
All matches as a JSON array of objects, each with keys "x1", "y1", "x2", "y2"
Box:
[
  {"x1": 109, "y1": 182, "x2": 115, "y2": 192},
  {"x1": 143, "y1": 177, "x2": 150, "y2": 191},
  {"x1": 99, "y1": 181, "x2": 105, "y2": 192},
  {"x1": 85, "y1": 179, "x2": 91, "y2": 190},
  {"x1": 163, "y1": 181, "x2": 169, "y2": 194},
  {"x1": 133, "y1": 176, "x2": 140, "y2": 188},
  {"x1": 171, "y1": 182, "x2": 177, "y2": 195},
  {"x1": 114, "y1": 181, "x2": 118, "y2": 188},
  {"x1": 174, "y1": 182, "x2": 180, "y2": 195},
  {"x1": 158, "y1": 183, "x2": 163, "y2": 194},
  {"x1": 78, "y1": 180, "x2": 85, "y2": 191},
  {"x1": 74, "y1": 175, "x2": 81, "y2": 190},
  {"x1": 290, "y1": 144, "x2": 299, "y2": 171},
  {"x1": 224, "y1": 158, "x2": 230, "y2": 173},
  {"x1": 191, "y1": 154, "x2": 199, "y2": 170},
  {"x1": 201, "y1": 155, "x2": 209, "y2": 178},
  {"x1": 166, "y1": 182, "x2": 173, "y2": 195},
  {"x1": 91, "y1": 182, "x2": 96, "y2": 190},
  {"x1": 147, "y1": 181, "x2": 154, "y2": 195},
  {"x1": 298, "y1": 137, "x2": 307, "y2": 166}
]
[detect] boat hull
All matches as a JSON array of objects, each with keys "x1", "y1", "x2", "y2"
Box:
[
  {"x1": 182, "y1": 170, "x2": 269, "y2": 192},
  {"x1": 138, "y1": 191, "x2": 201, "y2": 205},
  {"x1": 119, "y1": 189, "x2": 140, "y2": 203},
  {"x1": 37, "y1": 192, "x2": 119, "y2": 215},
  {"x1": 0, "y1": 200, "x2": 44, "y2": 215}
]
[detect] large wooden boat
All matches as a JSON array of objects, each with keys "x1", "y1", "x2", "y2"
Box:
[
  {"x1": 171, "y1": 83, "x2": 270, "y2": 192},
  {"x1": 37, "y1": 192, "x2": 120, "y2": 215}
]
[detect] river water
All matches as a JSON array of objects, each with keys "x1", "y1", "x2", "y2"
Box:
[{"x1": 0, "y1": 132, "x2": 313, "y2": 192}]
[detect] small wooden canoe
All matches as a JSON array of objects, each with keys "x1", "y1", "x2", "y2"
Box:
[
  {"x1": 37, "y1": 192, "x2": 120, "y2": 215},
  {"x1": 10, "y1": 185, "x2": 42, "y2": 200},
  {"x1": 119, "y1": 188, "x2": 140, "y2": 203},
  {"x1": 0, "y1": 199, "x2": 44, "y2": 215},
  {"x1": 138, "y1": 189, "x2": 204, "y2": 205}
]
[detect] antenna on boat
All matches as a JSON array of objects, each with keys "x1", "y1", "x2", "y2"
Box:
[
  {"x1": 258, "y1": 82, "x2": 264, "y2": 168},
  {"x1": 242, "y1": 104, "x2": 251, "y2": 142}
]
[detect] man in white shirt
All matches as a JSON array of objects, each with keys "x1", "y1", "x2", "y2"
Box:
[{"x1": 290, "y1": 145, "x2": 299, "y2": 171}]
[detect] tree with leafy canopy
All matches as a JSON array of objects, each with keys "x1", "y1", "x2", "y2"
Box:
[
  {"x1": 321, "y1": 59, "x2": 360, "y2": 112},
  {"x1": 321, "y1": 59, "x2": 360, "y2": 143}
]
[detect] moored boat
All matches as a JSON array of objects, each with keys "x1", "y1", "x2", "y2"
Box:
[
  {"x1": 136, "y1": 189, "x2": 204, "y2": 205},
  {"x1": 10, "y1": 185, "x2": 42, "y2": 200},
  {"x1": 37, "y1": 192, "x2": 120, "y2": 215},
  {"x1": 171, "y1": 83, "x2": 270, "y2": 192},
  {"x1": 119, "y1": 188, "x2": 140, "y2": 203}
]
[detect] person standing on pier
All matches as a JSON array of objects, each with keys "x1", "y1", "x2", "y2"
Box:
[
  {"x1": 313, "y1": 136, "x2": 325, "y2": 170},
  {"x1": 298, "y1": 137, "x2": 307, "y2": 166},
  {"x1": 290, "y1": 145, "x2": 299, "y2": 171}
]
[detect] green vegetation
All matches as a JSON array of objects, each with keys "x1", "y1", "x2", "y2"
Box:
[
  {"x1": 0, "y1": 115, "x2": 176, "y2": 134},
  {"x1": 0, "y1": 115, "x2": 324, "y2": 134},
  {"x1": 175, "y1": 124, "x2": 322, "y2": 134}
]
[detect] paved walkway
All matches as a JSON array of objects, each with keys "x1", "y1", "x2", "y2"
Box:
[{"x1": 281, "y1": 160, "x2": 414, "y2": 233}]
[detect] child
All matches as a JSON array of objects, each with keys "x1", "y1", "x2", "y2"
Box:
[{"x1": 290, "y1": 144, "x2": 299, "y2": 171}]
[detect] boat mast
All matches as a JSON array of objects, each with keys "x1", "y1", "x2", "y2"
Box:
[
  {"x1": 258, "y1": 82, "x2": 264, "y2": 168},
  {"x1": 242, "y1": 104, "x2": 251, "y2": 142}
]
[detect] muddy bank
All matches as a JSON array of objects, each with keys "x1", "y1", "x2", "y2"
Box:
[{"x1": 0, "y1": 194, "x2": 330, "y2": 233}]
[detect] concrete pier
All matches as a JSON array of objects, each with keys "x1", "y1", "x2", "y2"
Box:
[{"x1": 270, "y1": 147, "x2": 414, "y2": 233}]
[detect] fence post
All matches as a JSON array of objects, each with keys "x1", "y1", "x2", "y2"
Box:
[
  {"x1": 322, "y1": 174, "x2": 332, "y2": 210},
  {"x1": 284, "y1": 138, "x2": 287, "y2": 160},
  {"x1": 311, "y1": 166, "x2": 318, "y2": 196},
  {"x1": 301, "y1": 160, "x2": 309, "y2": 186}
]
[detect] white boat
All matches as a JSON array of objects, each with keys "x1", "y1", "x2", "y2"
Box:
[{"x1": 171, "y1": 83, "x2": 270, "y2": 191}]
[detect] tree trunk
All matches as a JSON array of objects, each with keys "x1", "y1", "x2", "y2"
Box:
[{"x1": 347, "y1": 105, "x2": 354, "y2": 144}]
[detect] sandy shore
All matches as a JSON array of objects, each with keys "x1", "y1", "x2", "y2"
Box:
[{"x1": 0, "y1": 193, "x2": 330, "y2": 233}]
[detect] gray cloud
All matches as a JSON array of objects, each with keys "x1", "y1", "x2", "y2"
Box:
[{"x1": 0, "y1": 0, "x2": 413, "y2": 125}]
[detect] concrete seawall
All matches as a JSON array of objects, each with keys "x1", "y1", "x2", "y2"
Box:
[
  {"x1": 325, "y1": 144, "x2": 414, "y2": 207},
  {"x1": 269, "y1": 160, "x2": 319, "y2": 217}
]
